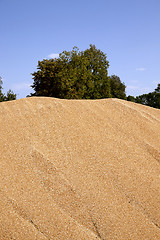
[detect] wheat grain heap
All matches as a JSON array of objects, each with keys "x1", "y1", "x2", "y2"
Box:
[{"x1": 0, "y1": 97, "x2": 160, "y2": 239}]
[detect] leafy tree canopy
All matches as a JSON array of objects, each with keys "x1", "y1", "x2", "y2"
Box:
[
  {"x1": 155, "y1": 83, "x2": 160, "y2": 93},
  {"x1": 109, "y1": 75, "x2": 126, "y2": 99},
  {"x1": 30, "y1": 45, "x2": 126, "y2": 99},
  {"x1": 127, "y1": 83, "x2": 160, "y2": 109},
  {"x1": 0, "y1": 77, "x2": 5, "y2": 101},
  {"x1": 0, "y1": 77, "x2": 17, "y2": 102},
  {"x1": 136, "y1": 92, "x2": 160, "y2": 109}
]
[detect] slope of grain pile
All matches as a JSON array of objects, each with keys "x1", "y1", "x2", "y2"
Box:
[{"x1": 0, "y1": 97, "x2": 160, "y2": 240}]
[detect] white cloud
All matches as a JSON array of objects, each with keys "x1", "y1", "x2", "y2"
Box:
[
  {"x1": 127, "y1": 85, "x2": 153, "y2": 94},
  {"x1": 139, "y1": 87, "x2": 152, "y2": 92},
  {"x1": 127, "y1": 85, "x2": 138, "y2": 90},
  {"x1": 48, "y1": 53, "x2": 59, "y2": 59},
  {"x1": 12, "y1": 82, "x2": 31, "y2": 90},
  {"x1": 136, "y1": 68, "x2": 146, "y2": 71},
  {"x1": 129, "y1": 80, "x2": 138, "y2": 83}
]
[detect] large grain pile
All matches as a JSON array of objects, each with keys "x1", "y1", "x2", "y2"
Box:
[{"x1": 0, "y1": 97, "x2": 160, "y2": 239}]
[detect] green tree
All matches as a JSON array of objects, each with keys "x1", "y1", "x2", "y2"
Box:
[
  {"x1": 0, "y1": 77, "x2": 16, "y2": 102},
  {"x1": 135, "y1": 83, "x2": 160, "y2": 109},
  {"x1": 109, "y1": 75, "x2": 126, "y2": 99},
  {"x1": 155, "y1": 83, "x2": 160, "y2": 93},
  {"x1": 83, "y1": 44, "x2": 110, "y2": 98},
  {"x1": 5, "y1": 89, "x2": 17, "y2": 101},
  {"x1": 127, "y1": 95, "x2": 136, "y2": 102},
  {"x1": 0, "y1": 77, "x2": 5, "y2": 102},
  {"x1": 30, "y1": 45, "x2": 110, "y2": 99}
]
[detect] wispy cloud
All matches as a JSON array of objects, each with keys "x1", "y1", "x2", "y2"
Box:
[
  {"x1": 130, "y1": 80, "x2": 138, "y2": 83},
  {"x1": 12, "y1": 82, "x2": 31, "y2": 90},
  {"x1": 127, "y1": 85, "x2": 138, "y2": 90},
  {"x1": 127, "y1": 85, "x2": 152, "y2": 94},
  {"x1": 136, "y1": 68, "x2": 146, "y2": 71},
  {"x1": 139, "y1": 87, "x2": 153, "y2": 92},
  {"x1": 48, "y1": 53, "x2": 59, "y2": 59}
]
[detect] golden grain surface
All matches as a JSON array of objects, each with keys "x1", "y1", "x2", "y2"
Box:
[{"x1": 0, "y1": 97, "x2": 160, "y2": 239}]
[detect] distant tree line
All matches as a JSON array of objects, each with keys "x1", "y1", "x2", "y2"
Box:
[
  {"x1": 127, "y1": 84, "x2": 160, "y2": 109},
  {"x1": 1, "y1": 44, "x2": 159, "y2": 109},
  {"x1": 0, "y1": 77, "x2": 16, "y2": 102}
]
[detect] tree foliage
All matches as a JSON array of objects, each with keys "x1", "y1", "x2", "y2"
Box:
[
  {"x1": 127, "y1": 83, "x2": 160, "y2": 109},
  {"x1": 0, "y1": 77, "x2": 5, "y2": 101},
  {"x1": 155, "y1": 83, "x2": 160, "y2": 93},
  {"x1": 30, "y1": 45, "x2": 126, "y2": 99},
  {"x1": 136, "y1": 91, "x2": 160, "y2": 109},
  {"x1": 109, "y1": 75, "x2": 126, "y2": 99},
  {"x1": 0, "y1": 77, "x2": 16, "y2": 102},
  {"x1": 127, "y1": 95, "x2": 136, "y2": 102}
]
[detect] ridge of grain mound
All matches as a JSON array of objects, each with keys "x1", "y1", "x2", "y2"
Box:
[{"x1": 0, "y1": 97, "x2": 160, "y2": 240}]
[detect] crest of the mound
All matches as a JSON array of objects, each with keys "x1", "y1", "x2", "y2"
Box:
[{"x1": 0, "y1": 97, "x2": 160, "y2": 239}]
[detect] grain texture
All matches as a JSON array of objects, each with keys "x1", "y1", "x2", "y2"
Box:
[{"x1": 0, "y1": 97, "x2": 160, "y2": 239}]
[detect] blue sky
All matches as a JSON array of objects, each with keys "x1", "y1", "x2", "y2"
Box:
[{"x1": 0, "y1": 0, "x2": 160, "y2": 99}]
